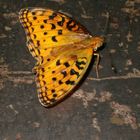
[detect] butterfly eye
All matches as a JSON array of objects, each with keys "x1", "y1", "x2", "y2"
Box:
[
  {"x1": 92, "y1": 37, "x2": 104, "y2": 51},
  {"x1": 94, "y1": 47, "x2": 98, "y2": 51},
  {"x1": 94, "y1": 42, "x2": 102, "y2": 51}
]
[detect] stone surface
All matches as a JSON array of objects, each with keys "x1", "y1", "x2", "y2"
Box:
[{"x1": 0, "y1": 0, "x2": 140, "y2": 140}]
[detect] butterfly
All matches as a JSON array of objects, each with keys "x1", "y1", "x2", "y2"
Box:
[{"x1": 19, "y1": 7, "x2": 104, "y2": 108}]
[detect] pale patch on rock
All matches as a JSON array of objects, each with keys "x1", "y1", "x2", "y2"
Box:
[
  {"x1": 7, "y1": 104, "x2": 19, "y2": 115},
  {"x1": 110, "y1": 49, "x2": 116, "y2": 54},
  {"x1": 33, "y1": 122, "x2": 40, "y2": 128},
  {"x1": 98, "y1": 91, "x2": 112, "y2": 103},
  {"x1": 73, "y1": 89, "x2": 96, "y2": 108},
  {"x1": 92, "y1": 117, "x2": 101, "y2": 132},
  {"x1": 121, "y1": 0, "x2": 140, "y2": 18},
  {"x1": 4, "y1": 26, "x2": 12, "y2": 31},
  {"x1": 110, "y1": 101, "x2": 138, "y2": 129},
  {"x1": 126, "y1": 59, "x2": 132, "y2": 66},
  {"x1": 73, "y1": 89, "x2": 112, "y2": 108},
  {"x1": 127, "y1": 68, "x2": 140, "y2": 77},
  {"x1": 16, "y1": 132, "x2": 22, "y2": 140},
  {"x1": 126, "y1": 31, "x2": 133, "y2": 42}
]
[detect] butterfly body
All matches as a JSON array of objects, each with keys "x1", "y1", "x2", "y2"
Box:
[{"x1": 19, "y1": 8, "x2": 104, "y2": 107}]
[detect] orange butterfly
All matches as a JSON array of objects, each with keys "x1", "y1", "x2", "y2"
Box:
[{"x1": 19, "y1": 8, "x2": 104, "y2": 107}]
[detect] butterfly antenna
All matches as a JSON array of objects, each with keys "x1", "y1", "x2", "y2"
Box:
[
  {"x1": 102, "y1": 12, "x2": 118, "y2": 73},
  {"x1": 102, "y1": 12, "x2": 110, "y2": 39}
]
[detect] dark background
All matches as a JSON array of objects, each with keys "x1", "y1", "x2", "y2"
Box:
[{"x1": 0, "y1": 0, "x2": 140, "y2": 140}]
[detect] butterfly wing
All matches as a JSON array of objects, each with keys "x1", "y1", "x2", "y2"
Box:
[
  {"x1": 19, "y1": 8, "x2": 90, "y2": 60},
  {"x1": 36, "y1": 47, "x2": 93, "y2": 107},
  {"x1": 19, "y1": 7, "x2": 94, "y2": 107}
]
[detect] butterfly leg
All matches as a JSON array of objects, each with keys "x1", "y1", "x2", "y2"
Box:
[{"x1": 93, "y1": 53, "x2": 100, "y2": 78}]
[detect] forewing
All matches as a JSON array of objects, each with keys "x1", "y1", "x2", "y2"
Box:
[{"x1": 19, "y1": 8, "x2": 90, "y2": 59}]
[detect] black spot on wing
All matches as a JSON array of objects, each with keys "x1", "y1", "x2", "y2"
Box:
[
  {"x1": 31, "y1": 27, "x2": 34, "y2": 32},
  {"x1": 59, "y1": 80, "x2": 63, "y2": 85},
  {"x1": 44, "y1": 32, "x2": 47, "y2": 35},
  {"x1": 32, "y1": 12, "x2": 36, "y2": 15},
  {"x1": 37, "y1": 40, "x2": 40, "y2": 46},
  {"x1": 66, "y1": 19, "x2": 76, "y2": 31},
  {"x1": 61, "y1": 70, "x2": 67, "y2": 78},
  {"x1": 75, "y1": 60, "x2": 86, "y2": 70},
  {"x1": 64, "y1": 62, "x2": 70, "y2": 67},
  {"x1": 49, "y1": 12, "x2": 57, "y2": 19},
  {"x1": 70, "y1": 69, "x2": 80, "y2": 78},
  {"x1": 58, "y1": 29, "x2": 62, "y2": 35},
  {"x1": 65, "y1": 80, "x2": 75, "y2": 85},
  {"x1": 33, "y1": 34, "x2": 36, "y2": 39},
  {"x1": 57, "y1": 16, "x2": 65, "y2": 26},
  {"x1": 56, "y1": 60, "x2": 61, "y2": 66},
  {"x1": 43, "y1": 19, "x2": 47, "y2": 23},
  {"x1": 53, "y1": 94, "x2": 57, "y2": 97},
  {"x1": 52, "y1": 71, "x2": 55, "y2": 73},
  {"x1": 47, "y1": 58, "x2": 50, "y2": 61},
  {"x1": 51, "y1": 89, "x2": 55, "y2": 93},
  {"x1": 41, "y1": 68, "x2": 45, "y2": 72},
  {"x1": 52, "y1": 77, "x2": 57, "y2": 81},
  {"x1": 52, "y1": 36, "x2": 57, "y2": 42},
  {"x1": 51, "y1": 24, "x2": 56, "y2": 29},
  {"x1": 40, "y1": 25, "x2": 44, "y2": 29},
  {"x1": 33, "y1": 16, "x2": 37, "y2": 20}
]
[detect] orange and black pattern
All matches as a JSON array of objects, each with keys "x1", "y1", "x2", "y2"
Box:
[{"x1": 19, "y1": 7, "x2": 103, "y2": 107}]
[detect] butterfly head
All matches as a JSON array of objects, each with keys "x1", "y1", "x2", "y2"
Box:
[{"x1": 90, "y1": 36, "x2": 104, "y2": 51}]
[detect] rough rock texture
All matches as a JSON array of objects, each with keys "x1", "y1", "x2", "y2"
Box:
[{"x1": 0, "y1": 0, "x2": 140, "y2": 140}]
